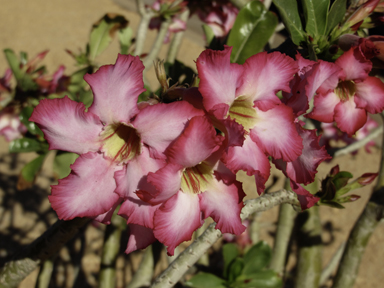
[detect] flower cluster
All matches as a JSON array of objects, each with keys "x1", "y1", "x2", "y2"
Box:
[{"x1": 29, "y1": 45, "x2": 383, "y2": 255}]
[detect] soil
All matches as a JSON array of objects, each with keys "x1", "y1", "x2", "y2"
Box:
[{"x1": 0, "y1": 1, "x2": 383, "y2": 287}]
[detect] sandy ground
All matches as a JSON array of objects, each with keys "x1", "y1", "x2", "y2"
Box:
[{"x1": 0, "y1": 0, "x2": 384, "y2": 287}]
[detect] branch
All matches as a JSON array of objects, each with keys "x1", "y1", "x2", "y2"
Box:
[
  {"x1": 128, "y1": 246, "x2": 155, "y2": 288},
  {"x1": 0, "y1": 218, "x2": 90, "y2": 288},
  {"x1": 134, "y1": 0, "x2": 153, "y2": 56},
  {"x1": 143, "y1": 20, "x2": 171, "y2": 71},
  {"x1": 333, "y1": 126, "x2": 382, "y2": 158},
  {"x1": 151, "y1": 189, "x2": 300, "y2": 288},
  {"x1": 320, "y1": 242, "x2": 345, "y2": 285},
  {"x1": 166, "y1": 8, "x2": 190, "y2": 64}
]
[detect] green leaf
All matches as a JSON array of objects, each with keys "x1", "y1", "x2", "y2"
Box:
[
  {"x1": 17, "y1": 154, "x2": 46, "y2": 190},
  {"x1": 320, "y1": 200, "x2": 345, "y2": 209},
  {"x1": 119, "y1": 26, "x2": 133, "y2": 54},
  {"x1": 228, "y1": 257, "x2": 244, "y2": 283},
  {"x1": 234, "y1": 270, "x2": 283, "y2": 288},
  {"x1": 186, "y1": 272, "x2": 227, "y2": 288},
  {"x1": 272, "y1": 0, "x2": 305, "y2": 45},
  {"x1": 301, "y1": 0, "x2": 330, "y2": 37},
  {"x1": 242, "y1": 241, "x2": 272, "y2": 275},
  {"x1": 4, "y1": 49, "x2": 23, "y2": 80},
  {"x1": 19, "y1": 107, "x2": 44, "y2": 137},
  {"x1": 88, "y1": 14, "x2": 128, "y2": 60},
  {"x1": 4, "y1": 49, "x2": 38, "y2": 91},
  {"x1": 227, "y1": 1, "x2": 278, "y2": 64},
  {"x1": 326, "y1": 0, "x2": 347, "y2": 35},
  {"x1": 332, "y1": 171, "x2": 353, "y2": 191},
  {"x1": 53, "y1": 152, "x2": 79, "y2": 179},
  {"x1": 9, "y1": 138, "x2": 49, "y2": 153},
  {"x1": 223, "y1": 243, "x2": 239, "y2": 278}
]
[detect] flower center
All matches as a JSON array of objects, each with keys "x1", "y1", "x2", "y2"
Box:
[
  {"x1": 100, "y1": 123, "x2": 141, "y2": 163},
  {"x1": 180, "y1": 162, "x2": 213, "y2": 194},
  {"x1": 228, "y1": 96, "x2": 258, "y2": 132},
  {"x1": 335, "y1": 80, "x2": 356, "y2": 101}
]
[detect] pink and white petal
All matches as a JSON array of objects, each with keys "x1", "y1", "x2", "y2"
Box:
[
  {"x1": 307, "y1": 91, "x2": 340, "y2": 123},
  {"x1": 250, "y1": 105, "x2": 303, "y2": 162},
  {"x1": 48, "y1": 152, "x2": 121, "y2": 220},
  {"x1": 125, "y1": 224, "x2": 156, "y2": 254},
  {"x1": 334, "y1": 99, "x2": 367, "y2": 136},
  {"x1": 237, "y1": 52, "x2": 298, "y2": 110},
  {"x1": 145, "y1": 164, "x2": 183, "y2": 204},
  {"x1": 199, "y1": 181, "x2": 245, "y2": 235},
  {"x1": 166, "y1": 116, "x2": 223, "y2": 167},
  {"x1": 118, "y1": 197, "x2": 160, "y2": 229},
  {"x1": 133, "y1": 101, "x2": 204, "y2": 159},
  {"x1": 153, "y1": 191, "x2": 203, "y2": 256},
  {"x1": 85, "y1": 54, "x2": 145, "y2": 124},
  {"x1": 223, "y1": 136, "x2": 270, "y2": 194},
  {"x1": 196, "y1": 46, "x2": 244, "y2": 115},
  {"x1": 335, "y1": 47, "x2": 372, "y2": 81},
  {"x1": 274, "y1": 125, "x2": 330, "y2": 184},
  {"x1": 306, "y1": 60, "x2": 342, "y2": 99},
  {"x1": 354, "y1": 77, "x2": 384, "y2": 114},
  {"x1": 290, "y1": 181, "x2": 319, "y2": 210},
  {"x1": 92, "y1": 198, "x2": 123, "y2": 224},
  {"x1": 30, "y1": 96, "x2": 102, "y2": 154},
  {"x1": 114, "y1": 147, "x2": 165, "y2": 199},
  {"x1": 219, "y1": 118, "x2": 245, "y2": 148}
]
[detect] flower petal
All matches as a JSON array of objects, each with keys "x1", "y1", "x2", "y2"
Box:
[
  {"x1": 290, "y1": 181, "x2": 319, "y2": 210},
  {"x1": 334, "y1": 98, "x2": 367, "y2": 136},
  {"x1": 92, "y1": 198, "x2": 122, "y2": 224},
  {"x1": 114, "y1": 147, "x2": 165, "y2": 199},
  {"x1": 223, "y1": 136, "x2": 270, "y2": 194},
  {"x1": 335, "y1": 47, "x2": 371, "y2": 81},
  {"x1": 153, "y1": 191, "x2": 203, "y2": 255},
  {"x1": 237, "y1": 52, "x2": 298, "y2": 111},
  {"x1": 196, "y1": 46, "x2": 244, "y2": 118},
  {"x1": 118, "y1": 197, "x2": 160, "y2": 229},
  {"x1": 133, "y1": 101, "x2": 204, "y2": 159},
  {"x1": 354, "y1": 77, "x2": 384, "y2": 114},
  {"x1": 125, "y1": 224, "x2": 156, "y2": 254},
  {"x1": 250, "y1": 105, "x2": 303, "y2": 162},
  {"x1": 273, "y1": 124, "x2": 331, "y2": 184},
  {"x1": 48, "y1": 152, "x2": 121, "y2": 220},
  {"x1": 166, "y1": 116, "x2": 223, "y2": 167},
  {"x1": 85, "y1": 54, "x2": 145, "y2": 124},
  {"x1": 307, "y1": 91, "x2": 340, "y2": 123},
  {"x1": 145, "y1": 164, "x2": 182, "y2": 204},
  {"x1": 29, "y1": 96, "x2": 102, "y2": 154},
  {"x1": 199, "y1": 180, "x2": 245, "y2": 234}
]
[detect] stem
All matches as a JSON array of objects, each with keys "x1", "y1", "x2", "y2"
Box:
[
  {"x1": 166, "y1": 8, "x2": 190, "y2": 64},
  {"x1": 320, "y1": 242, "x2": 345, "y2": 285},
  {"x1": 35, "y1": 259, "x2": 54, "y2": 288},
  {"x1": 295, "y1": 180, "x2": 322, "y2": 288},
  {"x1": 128, "y1": 246, "x2": 155, "y2": 288},
  {"x1": 249, "y1": 212, "x2": 262, "y2": 244},
  {"x1": 332, "y1": 126, "x2": 382, "y2": 158},
  {"x1": 0, "y1": 218, "x2": 90, "y2": 288},
  {"x1": 98, "y1": 216, "x2": 125, "y2": 288},
  {"x1": 269, "y1": 179, "x2": 297, "y2": 276},
  {"x1": 143, "y1": 20, "x2": 171, "y2": 71},
  {"x1": 332, "y1": 113, "x2": 384, "y2": 288},
  {"x1": 134, "y1": 0, "x2": 153, "y2": 56},
  {"x1": 196, "y1": 221, "x2": 210, "y2": 266},
  {"x1": 295, "y1": 206, "x2": 322, "y2": 288},
  {"x1": 151, "y1": 189, "x2": 300, "y2": 288}
]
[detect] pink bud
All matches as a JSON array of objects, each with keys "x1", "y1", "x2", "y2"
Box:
[
  {"x1": 330, "y1": 165, "x2": 340, "y2": 176},
  {"x1": 357, "y1": 173, "x2": 378, "y2": 185}
]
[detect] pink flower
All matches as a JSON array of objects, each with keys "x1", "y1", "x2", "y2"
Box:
[
  {"x1": 0, "y1": 107, "x2": 27, "y2": 142},
  {"x1": 196, "y1": 46, "x2": 303, "y2": 194},
  {"x1": 30, "y1": 54, "x2": 203, "y2": 223},
  {"x1": 307, "y1": 47, "x2": 384, "y2": 136},
  {"x1": 137, "y1": 116, "x2": 246, "y2": 255},
  {"x1": 196, "y1": 1, "x2": 238, "y2": 39}
]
